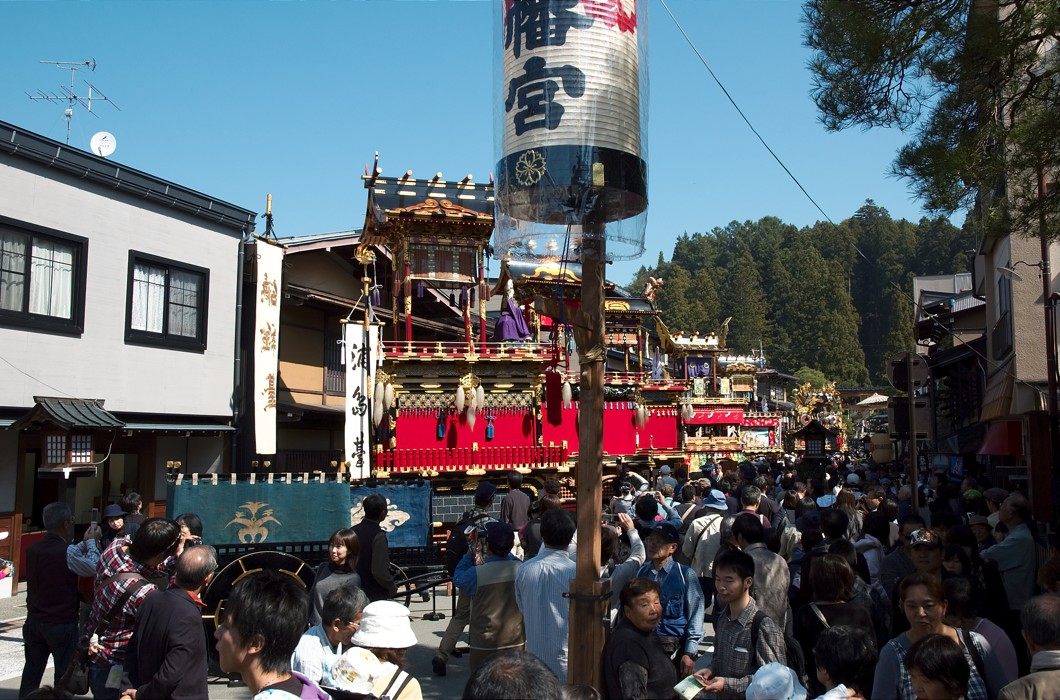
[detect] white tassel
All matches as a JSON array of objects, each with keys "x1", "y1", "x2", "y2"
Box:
[
  {"x1": 467, "y1": 411, "x2": 477, "y2": 430},
  {"x1": 468, "y1": 401, "x2": 477, "y2": 418},
  {"x1": 383, "y1": 383, "x2": 395, "y2": 410},
  {"x1": 456, "y1": 386, "x2": 465, "y2": 411},
  {"x1": 561, "y1": 381, "x2": 573, "y2": 405},
  {"x1": 476, "y1": 385, "x2": 485, "y2": 409},
  {"x1": 373, "y1": 399, "x2": 384, "y2": 427},
  {"x1": 374, "y1": 381, "x2": 384, "y2": 402}
]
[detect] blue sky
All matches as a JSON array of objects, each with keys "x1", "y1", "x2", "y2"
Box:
[{"x1": 0, "y1": 0, "x2": 935, "y2": 285}]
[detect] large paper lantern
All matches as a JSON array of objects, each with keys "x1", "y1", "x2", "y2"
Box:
[{"x1": 494, "y1": 0, "x2": 649, "y2": 261}]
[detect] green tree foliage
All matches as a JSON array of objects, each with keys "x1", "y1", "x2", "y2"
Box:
[
  {"x1": 624, "y1": 207, "x2": 966, "y2": 387},
  {"x1": 803, "y1": 0, "x2": 1060, "y2": 239},
  {"x1": 794, "y1": 366, "x2": 830, "y2": 390},
  {"x1": 721, "y1": 250, "x2": 770, "y2": 353}
]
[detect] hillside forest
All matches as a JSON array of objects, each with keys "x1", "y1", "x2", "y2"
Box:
[{"x1": 627, "y1": 201, "x2": 973, "y2": 386}]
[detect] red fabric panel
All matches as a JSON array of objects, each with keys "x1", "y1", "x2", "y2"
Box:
[
  {"x1": 604, "y1": 404, "x2": 639, "y2": 455},
  {"x1": 977, "y1": 420, "x2": 1022, "y2": 456},
  {"x1": 541, "y1": 402, "x2": 579, "y2": 451},
  {"x1": 638, "y1": 411, "x2": 678, "y2": 450}
]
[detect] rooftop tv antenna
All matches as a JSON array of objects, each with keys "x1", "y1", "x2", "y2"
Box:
[{"x1": 27, "y1": 59, "x2": 120, "y2": 145}]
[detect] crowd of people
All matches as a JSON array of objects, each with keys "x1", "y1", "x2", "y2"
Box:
[{"x1": 17, "y1": 460, "x2": 1060, "y2": 700}]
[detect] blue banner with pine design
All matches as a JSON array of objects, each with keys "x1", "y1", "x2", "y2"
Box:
[
  {"x1": 350, "y1": 482, "x2": 432, "y2": 548},
  {"x1": 167, "y1": 477, "x2": 351, "y2": 545}
]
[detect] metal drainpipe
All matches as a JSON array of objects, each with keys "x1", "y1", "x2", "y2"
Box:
[{"x1": 231, "y1": 234, "x2": 247, "y2": 472}]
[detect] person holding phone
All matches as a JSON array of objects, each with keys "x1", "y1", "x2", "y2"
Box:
[{"x1": 66, "y1": 509, "x2": 104, "y2": 636}]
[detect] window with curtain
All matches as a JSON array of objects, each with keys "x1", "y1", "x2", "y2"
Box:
[
  {"x1": 126, "y1": 251, "x2": 209, "y2": 351},
  {"x1": 0, "y1": 221, "x2": 86, "y2": 334}
]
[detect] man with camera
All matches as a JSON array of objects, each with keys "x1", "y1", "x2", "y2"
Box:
[
  {"x1": 452, "y1": 521, "x2": 525, "y2": 674},
  {"x1": 434, "y1": 481, "x2": 497, "y2": 676}
]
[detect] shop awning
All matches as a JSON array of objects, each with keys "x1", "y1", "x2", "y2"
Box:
[
  {"x1": 123, "y1": 423, "x2": 234, "y2": 433},
  {"x1": 978, "y1": 420, "x2": 1023, "y2": 457},
  {"x1": 980, "y1": 376, "x2": 1013, "y2": 422}
]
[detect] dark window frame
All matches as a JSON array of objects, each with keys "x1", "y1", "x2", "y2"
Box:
[
  {"x1": 0, "y1": 215, "x2": 88, "y2": 336},
  {"x1": 125, "y1": 250, "x2": 209, "y2": 352}
]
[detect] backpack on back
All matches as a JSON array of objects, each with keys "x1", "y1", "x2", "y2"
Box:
[{"x1": 750, "y1": 610, "x2": 808, "y2": 687}]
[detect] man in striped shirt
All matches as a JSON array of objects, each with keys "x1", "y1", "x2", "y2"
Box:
[
  {"x1": 514, "y1": 508, "x2": 576, "y2": 680},
  {"x1": 84, "y1": 518, "x2": 182, "y2": 699},
  {"x1": 694, "y1": 548, "x2": 786, "y2": 698}
]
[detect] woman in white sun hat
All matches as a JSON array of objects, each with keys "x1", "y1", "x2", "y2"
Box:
[{"x1": 346, "y1": 600, "x2": 422, "y2": 700}]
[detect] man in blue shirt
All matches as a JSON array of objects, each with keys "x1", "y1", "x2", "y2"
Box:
[
  {"x1": 453, "y1": 522, "x2": 524, "y2": 674},
  {"x1": 636, "y1": 521, "x2": 705, "y2": 676},
  {"x1": 515, "y1": 508, "x2": 577, "y2": 680}
]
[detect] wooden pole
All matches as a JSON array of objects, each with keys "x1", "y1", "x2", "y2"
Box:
[
  {"x1": 403, "y1": 257, "x2": 412, "y2": 346},
  {"x1": 567, "y1": 227, "x2": 609, "y2": 688},
  {"x1": 479, "y1": 248, "x2": 488, "y2": 353}
]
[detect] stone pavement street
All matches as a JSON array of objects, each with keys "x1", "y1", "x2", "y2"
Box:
[
  {"x1": 0, "y1": 586, "x2": 471, "y2": 699},
  {"x1": 0, "y1": 585, "x2": 717, "y2": 699}
]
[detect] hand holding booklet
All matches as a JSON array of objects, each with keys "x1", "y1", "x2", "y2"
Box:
[{"x1": 674, "y1": 673, "x2": 707, "y2": 699}]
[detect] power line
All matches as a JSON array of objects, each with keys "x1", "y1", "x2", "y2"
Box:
[
  {"x1": 657, "y1": 0, "x2": 1046, "y2": 403},
  {"x1": 0, "y1": 352, "x2": 78, "y2": 398}
]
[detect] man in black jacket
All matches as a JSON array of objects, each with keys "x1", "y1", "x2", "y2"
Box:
[
  {"x1": 351, "y1": 493, "x2": 398, "y2": 602},
  {"x1": 123, "y1": 545, "x2": 217, "y2": 699},
  {"x1": 21, "y1": 501, "x2": 80, "y2": 698}
]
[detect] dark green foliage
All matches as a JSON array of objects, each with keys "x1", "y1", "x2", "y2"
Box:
[
  {"x1": 804, "y1": 0, "x2": 1060, "y2": 241},
  {"x1": 625, "y1": 206, "x2": 966, "y2": 386}
]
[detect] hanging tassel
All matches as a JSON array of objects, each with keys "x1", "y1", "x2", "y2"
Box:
[
  {"x1": 470, "y1": 287, "x2": 476, "y2": 304},
  {"x1": 383, "y1": 383, "x2": 395, "y2": 411},
  {"x1": 476, "y1": 385, "x2": 485, "y2": 409},
  {"x1": 561, "y1": 380, "x2": 573, "y2": 405},
  {"x1": 375, "y1": 381, "x2": 384, "y2": 402},
  {"x1": 485, "y1": 416, "x2": 495, "y2": 440},
  {"x1": 467, "y1": 411, "x2": 477, "y2": 430},
  {"x1": 437, "y1": 411, "x2": 446, "y2": 439},
  {"x1": 417, "y1": 281, "x2": 426, "y2": 298},
  {"x1": 449, "y1": 292, "x2": 456, "y2": 307},
  {"x1": 371, "y1": 287, "x2": 381, "y2": 307},
  {"x1": 455, "y1": 386, "x2": 465, "y2": 412},
  {"x1": 459, "y1": 286, "x2": 469, "y2": 308}
]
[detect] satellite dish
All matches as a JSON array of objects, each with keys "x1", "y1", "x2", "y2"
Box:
[{"x1": 89, "y1": 131, "x2": 116, "y2": 158}]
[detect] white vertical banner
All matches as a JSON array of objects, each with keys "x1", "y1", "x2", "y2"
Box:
[
  {"x1": 253, "y1": 241, "x2": 283, "y2": 455},
  {"x1": 344, "y1": 322, "x2": 379, "y2": 479}
]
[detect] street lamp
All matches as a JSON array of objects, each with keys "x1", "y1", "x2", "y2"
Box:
[{"x1": 997, "y1": 260, "x2": 1046, "y2": 281}]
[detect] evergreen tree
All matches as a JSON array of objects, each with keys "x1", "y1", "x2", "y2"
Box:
[
  {"x1": 721, "y1": 250, "x2": 770, "y2": 353},
  {"x1": 804, "y1": 0, "x2": 1060, "y2": 239}
]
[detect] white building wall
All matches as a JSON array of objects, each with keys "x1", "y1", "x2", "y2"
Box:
[{"x1": 0, "y1": 157, "x2": 240, "y2": 416}]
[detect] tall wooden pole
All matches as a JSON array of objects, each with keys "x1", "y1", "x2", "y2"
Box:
[{"x1": 568, "y1": 227, "x2": 609, "y2": 688}]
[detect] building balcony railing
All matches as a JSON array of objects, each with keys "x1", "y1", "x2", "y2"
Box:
[
  {"x1": 274, "y1": 449, "x2": 344, "y2": 472},
  {"x1": 684, "y1": 436, "x2": 743, "y2": 451},
  {"x1": 374, "y1": 444, "x2": 568, "y2": 473},
  {"x1": 384, "y1": 340, "x2": 553, "y2": 362}
]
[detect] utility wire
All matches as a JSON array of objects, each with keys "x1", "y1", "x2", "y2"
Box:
[
  {"x1": 0, "y1": 352, "x2": 78, "y2": 398},
  {"x1": 658, "y1": 0, "x2": 1048, "y2": 404}
]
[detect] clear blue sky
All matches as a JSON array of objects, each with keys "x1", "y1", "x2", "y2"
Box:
[{"x1": 0, "y1": 0, "x2": 936, "y2": 285}]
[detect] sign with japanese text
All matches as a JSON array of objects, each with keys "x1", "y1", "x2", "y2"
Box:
[
  {"x1": 252, "y1": 241, "x2": 283, "y2": 455},
  {"x1": 502, "y1": 0, "x2": 641, "y2": 156},
  {"x1": 344, "y1": 322, "x2": 380, "y2": 479},
  {"x1": 495, "y1": 0, "x2": 648, "y2": 241}
]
